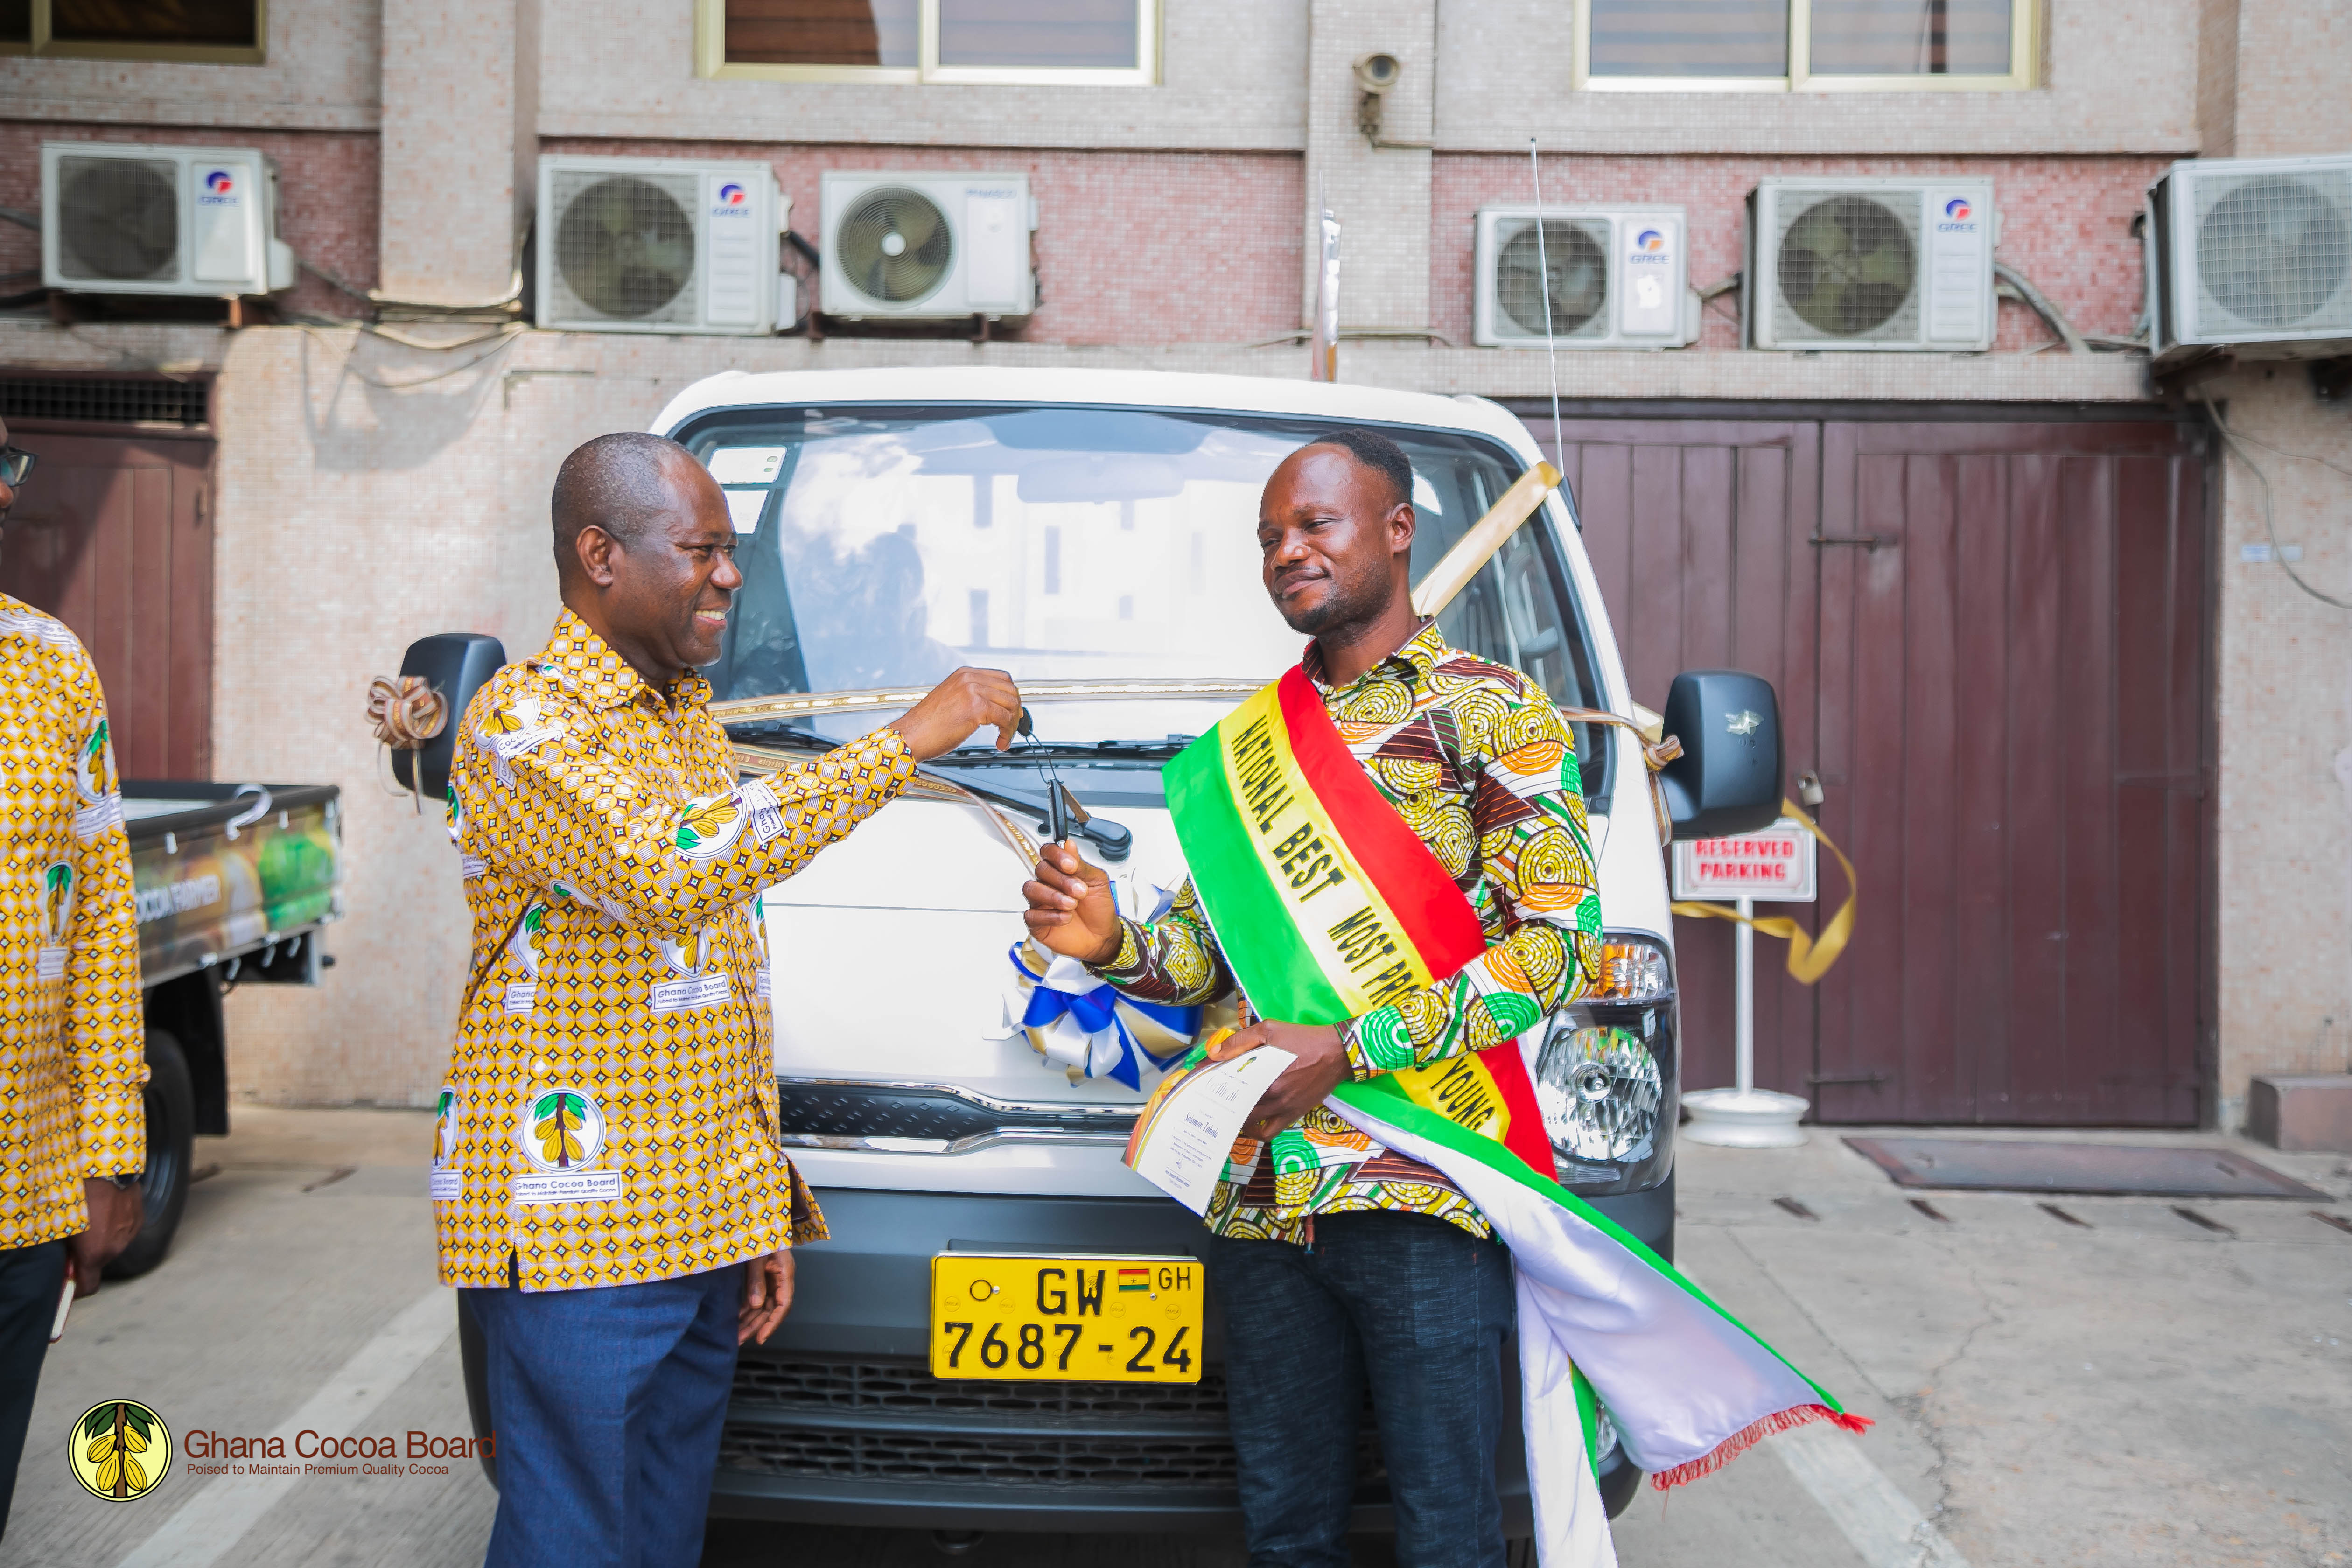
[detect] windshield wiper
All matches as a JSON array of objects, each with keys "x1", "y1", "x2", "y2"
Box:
[
  {"x1": 723, "y1": 720, "x2": 834, "y2": 750},
  {"x1": 917, "y1": 770, "x2": 1133, "y2": 861},
  {"x1": 728, "y1": 721, "x2": 1135, "y2": 861},
  {"x1": 931, "y1": 735, "x2": 1196, "y2": 766}
]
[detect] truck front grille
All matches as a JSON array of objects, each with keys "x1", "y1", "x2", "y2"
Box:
[
  {"x1": 718, "y1": 1427, "x2": 1246, "y2": 1489},
  {"x1": 721, "y1": 1354, "x2": 1384, "y2": 1494},
  {"x1": 733, "y1": 1357, "x2": 1232, "y2": 1421}
]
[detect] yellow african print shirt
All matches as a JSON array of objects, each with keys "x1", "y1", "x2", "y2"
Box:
[
  {"x1": 435, "y1": 609, "x2": 914, "y2": 1292},
  {"x1": 0, "y1": 593, "x2": 147, "y2": 1250},
  {"x1": 1095, "y1": 623, "x2": 1599, "y2": 1244}
]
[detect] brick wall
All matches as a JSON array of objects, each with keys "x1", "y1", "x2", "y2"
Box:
[
  {"x1": 0, "y1": 122, "x2": 379, "y2": 319},
  {"x1": 541, "y1": 139, "x2": 1306, "y2": 345},
  {"x1": 1432, "y1": 153, "x2": 2170, "y2": 352}
]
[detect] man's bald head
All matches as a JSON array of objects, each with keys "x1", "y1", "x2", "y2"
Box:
[
  {"x1": 548, "y1": 430, "x2": 742, "y2": 684},
  {"x1": 551, "y1": 432, "x2": 702, "y2": 580}
]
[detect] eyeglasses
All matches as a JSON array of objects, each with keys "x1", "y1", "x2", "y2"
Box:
[{"x1": 0, "y1": 447, "x2": 35, "y2": 488}]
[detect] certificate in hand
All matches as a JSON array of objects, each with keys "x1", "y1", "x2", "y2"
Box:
[{"x1": 1121, "y1": 1037, "x2": 1296, "y2": 1215}]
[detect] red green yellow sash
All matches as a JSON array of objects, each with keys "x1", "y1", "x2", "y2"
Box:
[{"x1": 1164, "y1": 667, "x2": 1555, "y2": 1176}]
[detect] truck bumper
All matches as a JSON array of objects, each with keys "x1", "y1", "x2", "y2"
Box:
[{"x1": 709, "y1": 1174, "x2": 1673, "y2": 1532}]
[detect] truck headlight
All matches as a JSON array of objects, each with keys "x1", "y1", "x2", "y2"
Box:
[
  {"x1": 1536, "y1": 1020, "x2": 1663, "y2": 1164},
  {"x1": 1536, "y1": 934, "x2": 1673, "y2": 1169}
]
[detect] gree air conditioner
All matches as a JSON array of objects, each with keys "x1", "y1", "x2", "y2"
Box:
[
  {"x1": 1746, "y1": 178, "x2": 1996, "y2": 352},
  {"x1": 536, "y1": 156, "x2": 789, "y2": 336},
  {"x1": 2145, "y1": 155, "x2": 2352, "y2": 368},
  {"x1": 1472, "y1": 206, "x2": 1697, "y2": 350},
  {"x1": 819, "y1": 173, "x2": 1036, "y2": 321},
  {"x1": 41, "y1": 141, "x2": 294, "y2": 299}
]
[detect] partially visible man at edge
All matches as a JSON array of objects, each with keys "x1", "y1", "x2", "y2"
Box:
[
  {"x1": 1022, "y1": 428, "x2": 1602, "y2": 1568},
  {"x1": 441, "y1": 431, "x2": 1020, "y2": 1568},
  {"x1": 0, "y1": 416, "x2": 148, "y2": 1535}
]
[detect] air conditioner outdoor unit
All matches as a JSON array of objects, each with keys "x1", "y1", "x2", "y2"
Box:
[
  {"x1": 1472, "y1": 206, "x2": 1697, "y2": 349},
  {"x1": 2146, "y1": 154, "x2": 2352, "y2": 367},
  {"x1": 1746, "y1": 178, "x2": 1996, "y2": 352},
  {"x1": 819, "y1": 172, "x2": 1036, "y2": 321},
  {"x1": 41, "y1": 141, "x2": 293, "y2": 299},
  {"x1": 536, "y1": 156, "x2": 789, "y2": 336}
]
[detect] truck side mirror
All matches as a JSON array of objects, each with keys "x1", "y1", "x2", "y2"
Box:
[
  {"x1": 391, "y1": 633, "x2": 507, "y2": 803},
  {"x1": 1657, "y1": 669, "x2": 1782, "y2": 843}
]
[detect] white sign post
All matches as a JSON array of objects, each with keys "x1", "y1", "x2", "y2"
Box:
[{"x1": 1673, "y1": 819, "x2": 1817, "y2": 1148}]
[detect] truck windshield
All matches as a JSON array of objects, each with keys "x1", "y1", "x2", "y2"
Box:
[{"x1": 675, "y1": 403, "x2": 1613, "y2": 803}]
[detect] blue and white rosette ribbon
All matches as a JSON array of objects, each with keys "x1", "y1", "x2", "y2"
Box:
[{"x1": 1003, "y1": 942, "x2": 1199, "y2": 1091}]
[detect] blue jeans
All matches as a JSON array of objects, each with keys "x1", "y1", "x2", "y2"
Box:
[
  {"x1": 1202, "y1": 1210, "x2": 1514, "y2": 1568},
  {"x1": 0, "y1": 1241, "x2": 66, "y2": 1540},
  {"x1": 463, "y1": 1262, "x2": 743, "y2": 1568}
]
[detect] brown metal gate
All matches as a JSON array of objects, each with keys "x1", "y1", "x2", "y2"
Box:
[
  {"x1": 0, "y1": 427, "x2": 215, "y2": 779},
  {"x1": 1533, "y1": 407, "x2": 2211, "y2": 1127}
]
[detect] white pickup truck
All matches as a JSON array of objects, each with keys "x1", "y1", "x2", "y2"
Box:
[{"x1": 455, "y1": 366, "x2": 1785, "y2": 1547}]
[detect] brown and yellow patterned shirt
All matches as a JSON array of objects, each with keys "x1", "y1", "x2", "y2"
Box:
[
  {"x1": 1094, "y1": 623, "x2": 1600, "y2": 1244},
  {"x1": 436, "y1": 609, "x2": 914, "y2": 1291},
  {"x1": 0, "y1": 594, "x2": 147, "y2": 1250}
]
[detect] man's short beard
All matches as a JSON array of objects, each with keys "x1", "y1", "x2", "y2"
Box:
[{"x1": 1276, "y1": 563, "x2": 1393, "y2": 637}]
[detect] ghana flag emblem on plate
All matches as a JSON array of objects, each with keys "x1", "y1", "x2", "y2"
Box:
[{"x1": 1116, "y1": 1267, "x2": 1151, "y2": 1293}]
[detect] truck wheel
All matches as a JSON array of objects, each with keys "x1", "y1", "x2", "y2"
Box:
[
  {"x1": 103, "y1": 1029, "x2": 196, "y2": 1281},
  {"x1": 1599, "y1": 1458, "x2": 1644, "y2": 1519}
]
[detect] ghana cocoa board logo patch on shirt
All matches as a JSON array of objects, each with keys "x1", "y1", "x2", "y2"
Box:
[
  {"x1": 513, "y1": 1088, "x2": 621, "y2": 1204},
  {"x1": 72, "y1": 1400, "x2": 172, "y2": 1501}
]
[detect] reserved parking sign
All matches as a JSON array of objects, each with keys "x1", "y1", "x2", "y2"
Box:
[{"x1": 1672, "y1": 818, "x2": 1817, "y2": 903}]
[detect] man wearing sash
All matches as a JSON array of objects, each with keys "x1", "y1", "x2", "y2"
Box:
[{"x1": 1024, "y1": 428, "x2": 1600, "y2": 1568}]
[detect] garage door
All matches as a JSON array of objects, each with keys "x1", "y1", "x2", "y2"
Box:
[
  {"x1": 0, "y1": 418, "x2": 215, "y2": 780},
  {"x1": 1528, "y1": 406, "x2": 2211, "y2": 1127}
]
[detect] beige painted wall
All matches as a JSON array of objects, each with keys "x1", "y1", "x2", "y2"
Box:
[
  {"x1": 2229, "y1": 1, "x2": 2352, "y2": 160},
  {"x1": 0, "y1": 0, "x2": 380, "y2": 131},
  {"x1": 2208, "y1": 366, "x2": 2352, "y2": 1124},
  {"x1": 1303, "y1": 0, "x2": 1436, "y2": 330}
]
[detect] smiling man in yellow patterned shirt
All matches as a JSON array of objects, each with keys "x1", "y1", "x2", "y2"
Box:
[
  {"x1": 442, "y1": 431, "x2": 1020, "y2": 1568},
  {"x1": 0, "y1": 421, "x2": 147, "y2": 1539}
]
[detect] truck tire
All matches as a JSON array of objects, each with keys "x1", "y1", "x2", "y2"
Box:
[
  {"x1": 1600, "y1": 1457, "x2": 1644, "y2": 1518},
  {"x1": 103, "y1": 1029, "x2": 196, "y2": 1281}
]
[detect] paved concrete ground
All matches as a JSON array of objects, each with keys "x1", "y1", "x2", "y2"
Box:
[{"x1": 5, "y1": 1110, "x2": 2346, "y2": 1568}]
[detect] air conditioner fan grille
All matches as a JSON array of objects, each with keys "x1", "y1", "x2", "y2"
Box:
[
  {"x1": 2191, "y1": 171, "x2": 2352, "y2": 336},
  {"x1": 837, "y1": 187, "x2": 954, "y2": 306},
  {"x1": 56, "y1": 157, "x2": 181, "y2": 284},
  {"x1": 1495, "y1": 220, "x2": 1610, "y2": 339},
  {"x1": 1773, "y1": 193, "x2": 1920, "y2": 341},
  {"x1": 552, "y1": 173, "x2": 698, "y2": 322}
]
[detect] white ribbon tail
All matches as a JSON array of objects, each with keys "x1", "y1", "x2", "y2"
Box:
[
  {"x1": 1518, "y1": 1268, "x2": 1620, "y2": 1568},
  {"x1": 1326, "y1": 1100, "x2": 1853, "y2": 1495}
]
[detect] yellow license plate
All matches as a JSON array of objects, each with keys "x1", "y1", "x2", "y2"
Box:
[{"x1": 929, "y1": 1254, "x2": 1203, "y2": 1382}]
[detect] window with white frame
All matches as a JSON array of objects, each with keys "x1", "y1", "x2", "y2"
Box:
[
  {"x1": 1574, "y1": 0, "x2": 2036, "y2": 91},
  {"x1": 700, "y1": 0, "x2": 1159, "y2": 84}
]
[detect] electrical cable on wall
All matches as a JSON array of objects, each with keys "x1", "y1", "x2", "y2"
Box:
[{"x1": 2201, "y1": 392, "x2": 2352, "y2": 611}]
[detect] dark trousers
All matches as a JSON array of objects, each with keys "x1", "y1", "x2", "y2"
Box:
[
  {"x1": 462, "y1": 1262, "x2": 744, "y2": 1568},
  {"x1": 0, "y1": 1241, "x2": 67, "y2": 1540},
  {"x1": 1202, "y1": 1210, "x2": 1515, "y2": 1568}
]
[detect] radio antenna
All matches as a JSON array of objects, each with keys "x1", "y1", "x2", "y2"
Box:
[{"x1": 1528, "y1": 138, "x2": 1564, "y2": 470}]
